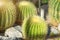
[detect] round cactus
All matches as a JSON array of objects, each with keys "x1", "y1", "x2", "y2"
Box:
[
  {"x1": 48, "y1": 0, "x2": 60, "y2": 26},
  {"x1": 0, "y1": 1, "x2": 16, "y2": 31},
  {"x1": 16, "y1": 1, "x2": 37, "y2": 25},
  {"x1": 22, "y1": 16, "x2": 48, "y2": 40}
]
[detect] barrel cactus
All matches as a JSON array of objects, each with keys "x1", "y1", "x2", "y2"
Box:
[
  {"x1": 16, "y1": 1, "x2": 37, "y2": 25},
  {"x1": 0, "y1": 1, "x2": 16, "y2": 31},
  {"x1": 48, "y1": 0, "x2": 60, "y2": 26},
  {"x1": 22, "y1": 16, "x2": 48, "y2": 40}
]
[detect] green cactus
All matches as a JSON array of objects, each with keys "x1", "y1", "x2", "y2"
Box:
[
  {"x1": 22, "y1": 16, "x2": 48, "y2": 40},
  {"x1": 0, "y1": 1, "x2": 16, "y2": 31},
  {"x1": 16, "y1": 1, "x2": 37, "y2": 25},
  {"x1": 48, "y1": 0, "x2": 60, "y2": 24}
]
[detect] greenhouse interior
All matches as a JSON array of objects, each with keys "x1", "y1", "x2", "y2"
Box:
[{"x1": 0, "y1": 0, "x2": 60, "y2": 40}]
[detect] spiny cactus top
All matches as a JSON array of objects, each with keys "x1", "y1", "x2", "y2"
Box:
[{"x1": 22, "y1": 15, "x2": 48, "y2": 40}]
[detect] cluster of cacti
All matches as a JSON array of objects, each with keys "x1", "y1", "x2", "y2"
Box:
[
  {"x1": 41, "y1": 0, "x2": 48, "y2": 4},
  {"x1": 0, "y1": 0, "x2": 59, "y2": 39},
  {"x1": 16, "y1": 1, "x2": 37, "y2": 25},
  {"x1": 22, "y1": 16, "x2": 48, "y2": 40},
  {"x1": 48, "y1": 0, "x2": 60, "y2": 26},
  {"x1": 0, "y1": 1, "x2": 16, "y2": 31}
]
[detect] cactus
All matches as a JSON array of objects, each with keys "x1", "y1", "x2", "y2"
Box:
[
  {"x1": 48, "y1": 0, "x2": 60, "y2": 26},
  {"x1": 16, "y1": 1, "x2": 37, "y2": 25},
  {"x1": 22, "y1": 16, "x2": 48, "y2": 40},
  {"x1": 0, "y1": 1, "x2": 16, "y2": 31}
]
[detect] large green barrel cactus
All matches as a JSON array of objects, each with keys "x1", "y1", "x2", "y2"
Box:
[
  {"x1": 16, "y1": 1, "x2": 37, "y2": 25},
  {"x1": 0, "y1": 1, "x2": 16, "y2": 31},
  {"x1": 48, "y1": 0, "x2": 60, "y2": 26},
  {"x1": 22, "y1": 16, "x2": 48, "y2": 40}
]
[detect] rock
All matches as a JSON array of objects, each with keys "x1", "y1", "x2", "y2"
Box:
[
  {"x1": 0, "y1": 36, "x2": 24, "y2": 40},
  {"x1": 0, "y1": 36, "x2": 15, "y2": 40},
  {"x1": 51, "y1": 26, "x2": 59, "y2": 34},
  {"x1": 57, "y1": 24, "x2": 60, "y2": 31},
  {"x1": 5, "y1": 25, "x2": 22, "y2": 38}
]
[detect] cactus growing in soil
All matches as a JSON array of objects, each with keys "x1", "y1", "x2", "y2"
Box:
[
  {"x1": 0, "y1": 1, "x2": 16, "y2": 31},
  {"x1": 16, "y1": 1, "x2": 37, "y2": 25},
  {"x1": 22, "y1": 16, "x2": 48, "y2": 40}
]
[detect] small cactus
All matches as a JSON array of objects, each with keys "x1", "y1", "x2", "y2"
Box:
[
  {"x1": 16, "y1": 1, "x2": 37, "y2": 25},
  {"x1": 22, "y1": 15, "x2": 48, "y2": 40}
]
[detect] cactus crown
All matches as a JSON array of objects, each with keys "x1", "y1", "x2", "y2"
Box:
[{"x1": 29, "y1": 16, "x2": 41, "y2": 23}]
